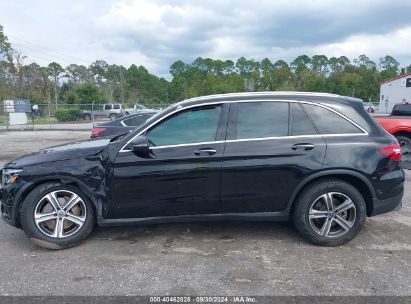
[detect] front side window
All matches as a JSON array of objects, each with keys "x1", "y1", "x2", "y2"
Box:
[
  {"x1": 235, "y1": 102, "x2": 289, "y2": 139},
  {"x1": 104, "y1": 105, "x2": 112, "y2": 110},
  {"x1": 147, "y1": 106, "x2": 222, "y2": 146},
  {"x1": 113, "y1": 104, "x2": 120, "y2": 110},
  {"x1": 302, "y1": 104, "x2": 363, "y2": 134}
]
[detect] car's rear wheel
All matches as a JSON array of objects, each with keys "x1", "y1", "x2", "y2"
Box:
[
  {"x1": 20, "y1": 182, "x2": 95, "y2": 249},
  {"x1": 293, "y1": 179, "x2": 366, "y2": 246}
]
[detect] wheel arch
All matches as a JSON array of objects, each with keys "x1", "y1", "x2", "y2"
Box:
[
  {"x1": 288, "y1": 170, "x2": 376, "y2": 217},
  {"x1": 392, "y1": 130, "x2": 411, "y2": 139},
  {"x1": 13, "y1": 176, "x2": 101, "y2": 228}
]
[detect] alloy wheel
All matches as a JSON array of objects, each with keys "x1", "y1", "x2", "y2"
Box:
[
  {"x1": 308, "y1": 192, "x2": 356, "y2": 238},
  {"x1": 34, "y1": 190, "x2": 87, "y2": 238}
]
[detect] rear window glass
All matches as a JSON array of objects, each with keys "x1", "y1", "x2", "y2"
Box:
[
  {"x1": 291, "y1": 103, "x2": 317, "y2": 136},
  {"x1": 302, "y1": 104, "x2": 363, "y2": 134}
]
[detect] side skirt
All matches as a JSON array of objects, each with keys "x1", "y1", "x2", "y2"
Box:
[{"x1": 97, "y1": 211, "x2": 290, "y2": 227}]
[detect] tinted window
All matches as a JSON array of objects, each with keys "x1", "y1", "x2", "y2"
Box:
[
  {"x1": 104, "y1": 105, "x2": 111, "y2": 110},
  {"x1": 302, "y1": 104, "x2": 363, "y2": 134},
  {"x1": 392, "y1": 104, "x2": 411, "y2": 116},
  {"x1": 123, "y1": 115, "x2": 151, "y2": 127},
  {"x1": 113, "y1": 104, "x2": 120, "y2": 109},
  {"x1": 291, "y1": 103, "x2": 317, "y2": 135},
  {"x1": 147, "y1": 106, "x2": 221, "y2": 146},
  {"x1": 235, "y1": 102, "x2": 289, "y2": 139}
]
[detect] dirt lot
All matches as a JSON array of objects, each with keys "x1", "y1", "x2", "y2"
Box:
[{"x1": 0, "y1": 130, "x2": 410, "y2": 296}]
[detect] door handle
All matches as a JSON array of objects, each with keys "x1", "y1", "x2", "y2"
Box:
[
  {"x1": 291, "y1": 143, "x2": 315, "y2": 151},
  {"x1": 194, "y1": 148, "x2": 217, "y2": 156}
]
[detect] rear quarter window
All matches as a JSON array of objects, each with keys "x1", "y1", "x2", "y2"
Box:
[{"x1": 302, "y1": 104, "x2": 364, "y2": 134}]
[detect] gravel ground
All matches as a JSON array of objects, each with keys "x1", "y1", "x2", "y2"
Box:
[{"x1": 0, "y1": 130, "x2": 410, "y2": 296}]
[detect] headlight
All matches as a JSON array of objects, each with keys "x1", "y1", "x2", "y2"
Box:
[{"x1": 1, "y1": 169, "x2": 22, "y2": 187}]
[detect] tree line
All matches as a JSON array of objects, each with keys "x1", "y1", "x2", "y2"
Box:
[{"x1": 1, "y1": 25, "x2": 411, "y2": 107}]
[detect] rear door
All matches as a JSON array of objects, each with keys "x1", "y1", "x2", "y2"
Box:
[{"x1": 221, "y1": 101, "x2": 327, "y2": 213}]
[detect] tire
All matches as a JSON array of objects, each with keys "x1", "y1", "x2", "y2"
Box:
[
  {"x1": 395, "y1": 135, "x2": 411, "y2": 146},
  {"x1": 20, "y1": 182, "x2": 95, "y2": 250},
  {"x1": 109, "y1": 113, "x2": 117, "y2": 121},
  {"x1": 293, "y1": 179, "x2": 366, "y2": 246}
]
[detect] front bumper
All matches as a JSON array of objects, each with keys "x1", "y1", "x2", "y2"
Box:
[
  {"x1": 371, "y1": 188, "x2": 403, "y2": 216},
  {"x1": 0, "y1": 184, "x2": 22, "y2": 227},
  {"x1": 0, "y1": 200, "x2": 14, "y2": 225}
]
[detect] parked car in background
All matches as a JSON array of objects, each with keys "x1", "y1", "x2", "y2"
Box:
[
  {"x1": 0, "y1": 92, "x2": 404, "y2": 249},
  {"x1": 374, "y1": 103, "x2": 411, "y2": 145},
  {"x1": 124, "y1": 104, "x2": 157, "y2": 115},
  {"x1": 91, "y1": 111, "x2": 158, "y2": 138},
  {"x1": 363, "y1": 101, "x2": 376, "y2": 113},
  {"x1": 83, "y1": 103, "x2": 125, "y2": 121}
]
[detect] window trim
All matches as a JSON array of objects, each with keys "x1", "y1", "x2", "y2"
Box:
[{"x1": 120, "y1": 99, "x2": 367, "y2": 152}]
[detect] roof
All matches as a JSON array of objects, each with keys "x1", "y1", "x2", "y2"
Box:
[{"x1": 381, "y1": 72, "x2": 411, "y2": 84}]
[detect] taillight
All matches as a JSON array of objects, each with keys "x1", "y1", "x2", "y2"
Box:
[
  {"x1": 91, "y1": 128, "x2": 107, "y2": 138},
  {"x1": 380, "y1": 144, "x2": 401, "y2": 160}
]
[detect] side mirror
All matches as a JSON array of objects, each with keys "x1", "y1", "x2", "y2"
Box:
[{"x1": 131, "y1": 135, "x2": 150, "y2": 157}]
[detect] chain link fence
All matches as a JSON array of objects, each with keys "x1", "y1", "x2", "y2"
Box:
[{"x1": 0, "y1": 102, "x2": 168, "y2": 130}]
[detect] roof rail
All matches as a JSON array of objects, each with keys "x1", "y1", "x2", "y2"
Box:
[{"x1": 181, "y1": 91, "x2": 343, "y2": 104}]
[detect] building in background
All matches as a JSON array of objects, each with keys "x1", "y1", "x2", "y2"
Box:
[{"x1": 379, "y1": 73, "x2": 411, "y2": 113}]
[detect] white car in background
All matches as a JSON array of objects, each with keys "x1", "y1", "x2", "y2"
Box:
[{"x1": 125, "y1": 104, "x2": 158, "y2": 115}]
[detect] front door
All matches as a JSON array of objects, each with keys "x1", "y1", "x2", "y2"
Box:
[{"x1": 109, "y1": 104, "x2": 228, "y2": 219}]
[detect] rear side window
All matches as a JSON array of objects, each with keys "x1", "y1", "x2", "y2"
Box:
[
  {"x1": 291, "y1": 103, "x2": 317, "y2": 136},
  {"x1": 113, "y1": 104, "x2": 120, "y2": 109},
  {"x1": 235, "y1": 102, "x2": 289, "y2": 139},
  {"x1": 392, "y1": 104, "x2": 411, "y2": 116},
  {"x1": 302, "y1": 104, "x2": 363, "y2": 134},
  {"x1": 104, "y1": 105, "x2": 112, "y2": 110}
]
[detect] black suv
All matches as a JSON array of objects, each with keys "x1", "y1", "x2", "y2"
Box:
[{"x1": 0, "y1": 92, "x2": 404, "y2": 249}]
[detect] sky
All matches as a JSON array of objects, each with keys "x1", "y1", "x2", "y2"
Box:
[{"x1": 1, "y1": 0, "x2": 411, "y2": 78}]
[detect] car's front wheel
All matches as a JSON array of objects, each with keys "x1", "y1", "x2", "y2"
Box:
[
  {"x1": 293, "y1": 179, "x2": 366, "y2": 246},
  {"x1": 20, "y1": 182, "x2": 95, "y2": 249}
]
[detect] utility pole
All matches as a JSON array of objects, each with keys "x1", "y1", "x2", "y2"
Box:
[
  {"x1": 54, "y1": 74, "x2": 58, "y2": 110},
  {"x1": 119, "y1": 66, "x2": 125, "y2": 103}
]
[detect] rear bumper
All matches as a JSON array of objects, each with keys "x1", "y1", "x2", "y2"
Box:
[{"x1": 371, "y1": 189, "x2": 403, "y2": 216}]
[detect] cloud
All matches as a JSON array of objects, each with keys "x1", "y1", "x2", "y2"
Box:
[{"x1": 1, "y1": 0, "x2": 411, "y2": 76}]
